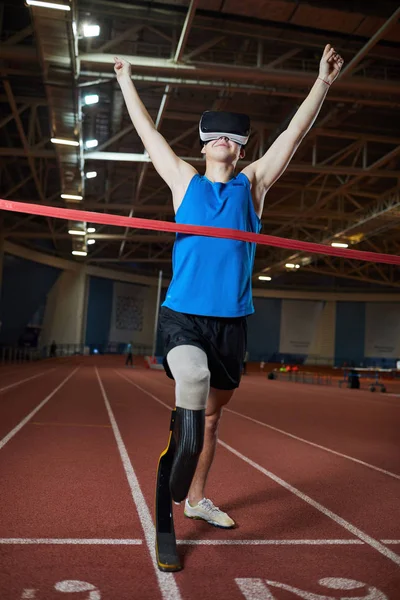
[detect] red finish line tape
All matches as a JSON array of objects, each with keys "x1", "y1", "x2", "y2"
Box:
[{"x1": 1, "y1": 199, "x2": 399, "y2": 266}]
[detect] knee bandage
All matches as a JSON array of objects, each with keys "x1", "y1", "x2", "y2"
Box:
[{"x1": 166, "y1": 345, "x2": 210, "y2": 411}]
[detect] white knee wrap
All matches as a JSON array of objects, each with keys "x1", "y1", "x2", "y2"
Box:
[{"x1": 166, "y1": 345, "x2": 210, "y2": 410}]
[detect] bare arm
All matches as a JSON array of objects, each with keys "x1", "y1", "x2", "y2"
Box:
[
  {"x1": 114, "y1": 57, "x2": 197, "y2": 210},
  {"x1": 242, "y1": 44, "x2": 344, "y2": 217}
]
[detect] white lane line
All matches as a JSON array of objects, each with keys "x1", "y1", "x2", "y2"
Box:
[
  {"x1": 0, "y1": 367, "x2": 79, "y2": 450},
  {"x1": 177, "y1": 539, "x2": 364, "y2": 546},
  {"x1": 226, "y1": 408, "x2": 400, "y2": 482},
  {"x1": 1, "y1": 537, "x2": 400, "y2": 546},
  {"x1": 96, "y1": 368, "x2": 181, "y2": 600},
  {"x1": 116, "y1": 370, "x2": 172, "y2": 410},
  {"x1": 219, "y1": 439, "x2": 400, "y2": 566},
  {"x1": 0, "y1": 368, "x2": 55, "y2": 395},
  {"x1": 130, "y1": 371, "x2": 400, "y2": 482},
  {"x1": 0, "y1": 538, "x2": 142, "y2": 545},
  {"x1": 118, "y1": 373, "x2": 400, "y2": 567},
  {"x1": 247, "y1": 375, "x2": 400, "y2": 407},
  {"x1": 382, "y1": 540, "x2": 400, "y2": 544},
  {"x1": 121, "y1": 371, "x2": 400, "y2": 482}
]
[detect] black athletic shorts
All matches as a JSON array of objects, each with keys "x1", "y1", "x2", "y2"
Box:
[{"x1": 159, "y1": 306, "x2": 247, "y2": 390}]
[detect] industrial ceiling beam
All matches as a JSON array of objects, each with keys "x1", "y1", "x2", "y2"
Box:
[
  {"x1": 84, "y1": 151, "x2": 399, "y2": 178},
  {"x1": 340, "y1": 5, "x2": 400, "y2": 79},
  {"x1": 79, "y1": 53, "x2": 400, "y2": 97},
  {"x1": 301, "y1": 266, "x2": 400, "y2": 289},
  {"x1": 257, "y1": 190, "x2": 400, "y2": 277}
]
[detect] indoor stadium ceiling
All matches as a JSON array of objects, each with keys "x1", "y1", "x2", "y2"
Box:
[{"x1": 1, "y1": 0, "x2": 400, "y2": 291}]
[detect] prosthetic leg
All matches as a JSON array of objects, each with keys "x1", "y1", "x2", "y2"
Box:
[{"x1": 155, "y1": 407, "x2": 205, "y2": 572}]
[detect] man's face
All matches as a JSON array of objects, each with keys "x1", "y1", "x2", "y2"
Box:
[{"x1": 201, "y1": 136, "x2": 245, "y2": 162}]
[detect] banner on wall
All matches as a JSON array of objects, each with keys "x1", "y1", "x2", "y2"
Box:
[
  {"x1": 279, "y1": 300, "x2": 324, "y2": 354},
  {"x1": 365, "y1": 303, "x2": 400, "y2": 358},
  {"x1": 109, "y1": 281, "x2": 145, "y2": 344}
]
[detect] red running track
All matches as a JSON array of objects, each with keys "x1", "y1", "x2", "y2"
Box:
[{"x1": 0, "y1": 357, "x2": 399, "y2": 599}]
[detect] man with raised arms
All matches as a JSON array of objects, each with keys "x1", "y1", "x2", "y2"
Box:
[{"x1": 114, "y1": 45, "x2": 344, "y2": 533}]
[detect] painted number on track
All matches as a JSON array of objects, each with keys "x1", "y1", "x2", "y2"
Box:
[
  {"x1": 235, "y1": 577, "x2": 388, "y2": 600},
  {"x1": 21, "y1": 580, "x2": 101, "y2": 599}
]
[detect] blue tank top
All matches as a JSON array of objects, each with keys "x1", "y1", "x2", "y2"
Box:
[{"x1": 162, "y1": 172, "x2": 261, "y2": 317}]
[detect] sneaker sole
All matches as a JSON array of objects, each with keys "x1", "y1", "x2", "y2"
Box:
[{"x1": 184, "y1": 512, "x2": 236, "y2": 529}]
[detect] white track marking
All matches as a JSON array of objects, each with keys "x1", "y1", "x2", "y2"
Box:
[
  {"x1": 0, "y1": 368, "x2": 55, "y2": 394},
  {"x1": 236, "y1": 578, "x2": 275, "y2": 600},
  {"x1": 55, "y1": 580, "x2": 101, "y2": 599},
  {"x1": 235, "y1": 577, "x2": 388, "y2": 600},
  {"x1": 177, "y1": 539, "x2": 400, "y2": 546},
  {"x1": 0, "y1": 538, "x2": 142, "y2": 545},
  {"x1": 118, "y1": 373, "x2": 400, "y2": 566},
  {"x1": 177, "y1": 539, "x2": 363, "y2": 546},
  {"x1": 120, "y1": 370, "x2": 400, "y2": 481},
  {"x1": 1, "y1": 536, "x2": 400, "y2": 546},
  {"x1": 382, "y1": 540, "x2": 400, "y2": 544},
  {"x1": 226, "y1": 408, "x2": 400, "y2": 481},
  {"x1": 219, "y1": 439, "x2": 400, "y2": 566},
  {"x1": 245, "y1": 375, "x2": 400, "y2": 406},
  {"x1": 134, "y1": 372, "x2": 400, "y2": 481},
  {"x1": 116, "y1": 370, "x2": 171, "y2": 410},
  {"x1": 0, "y1": 368, "x2": 78, "y2": 450},
  {"x1": 95, "y1": 368, "x2": 181, "y2": 600}
]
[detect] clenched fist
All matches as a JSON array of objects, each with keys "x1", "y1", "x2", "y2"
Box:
[
  {"x1": 114, "y1": 56, "x2": 131, "y2": 80},
  {"x1": 319, "y1": 44, "x2": 344, "y2": 85}
]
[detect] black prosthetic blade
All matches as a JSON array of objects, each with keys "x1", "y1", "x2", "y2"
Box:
[
  {"x1": 170, "y1": 407, "x2": 205, "y2": 503},
  {"x1": 155, "y1": 410, "x2": 182, "y2": 572}
]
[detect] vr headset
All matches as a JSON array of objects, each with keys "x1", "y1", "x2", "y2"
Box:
[{"x1": 199, "y1": 111, "x2": 251, "y2": 147}]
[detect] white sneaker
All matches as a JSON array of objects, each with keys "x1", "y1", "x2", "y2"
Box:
[{"x1": 184, "y1": 498, "x2": 235, "y2": 528}]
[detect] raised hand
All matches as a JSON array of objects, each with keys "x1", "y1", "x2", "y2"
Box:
[
  {"x1": 114, "y1": 56, "x2": 131, "y2": 80},
  {"x1": 319, "y1": 44, "x2": 344, "y2": 84}
]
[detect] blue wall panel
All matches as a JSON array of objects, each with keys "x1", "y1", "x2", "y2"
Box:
[
  {"x1": 85, "y1": 276, "x2": 113, "y2": 347},
  {"x1": 247, "y1": 297, "x2": 282, "y2": 361},
  {"x1": 335, "y1": 301, "x2": 365, "y2": 366},
  {"x1": 0, "y1": 254, "x2": 60, "y2": 344}
]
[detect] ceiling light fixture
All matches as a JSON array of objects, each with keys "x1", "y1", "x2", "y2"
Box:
[
  {"x1": 84, "y1": 94, "x2": 99, "y2": 106},
  {"x1": 51, "y1": 137, "x2": 79, "y2": 146},
  {"x1": 86, "y1": 171, "x2": 97, "y2": 179},
  {"x1": 331, "y1": 242, "x2": 349, "y2": 248},
  {"x1": 68, "y1": 229, "x2": 85, "y2": 235},
  {"x1": 26, "y1": 0, "x2": 71, "y2": 10},
  {"x1": 85, "y1": 139, "x2": 98, "y2": 149},
  {"x1": 72, "y1": 250, "x2": 88, "y2": 256},
  {"x1": 83, "y1": 24, "x2": 100, "y2": 37},
  {"x1": 61, "y1": 193, "x2": 83, "y2": 201},
  {"x1": 258, "y1": 276, "x2": 272, "y2": 281}
]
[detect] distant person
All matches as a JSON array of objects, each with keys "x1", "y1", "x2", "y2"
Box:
[
  {"x1": 50, "y1": 340, "x2": 57, "y2": 358},
  {"x1": 348, "y1": 369, "x2": 360, "y2": 389},
  {"x1": 125, "y1": 341, "x2": 134, "y2": 367}
]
